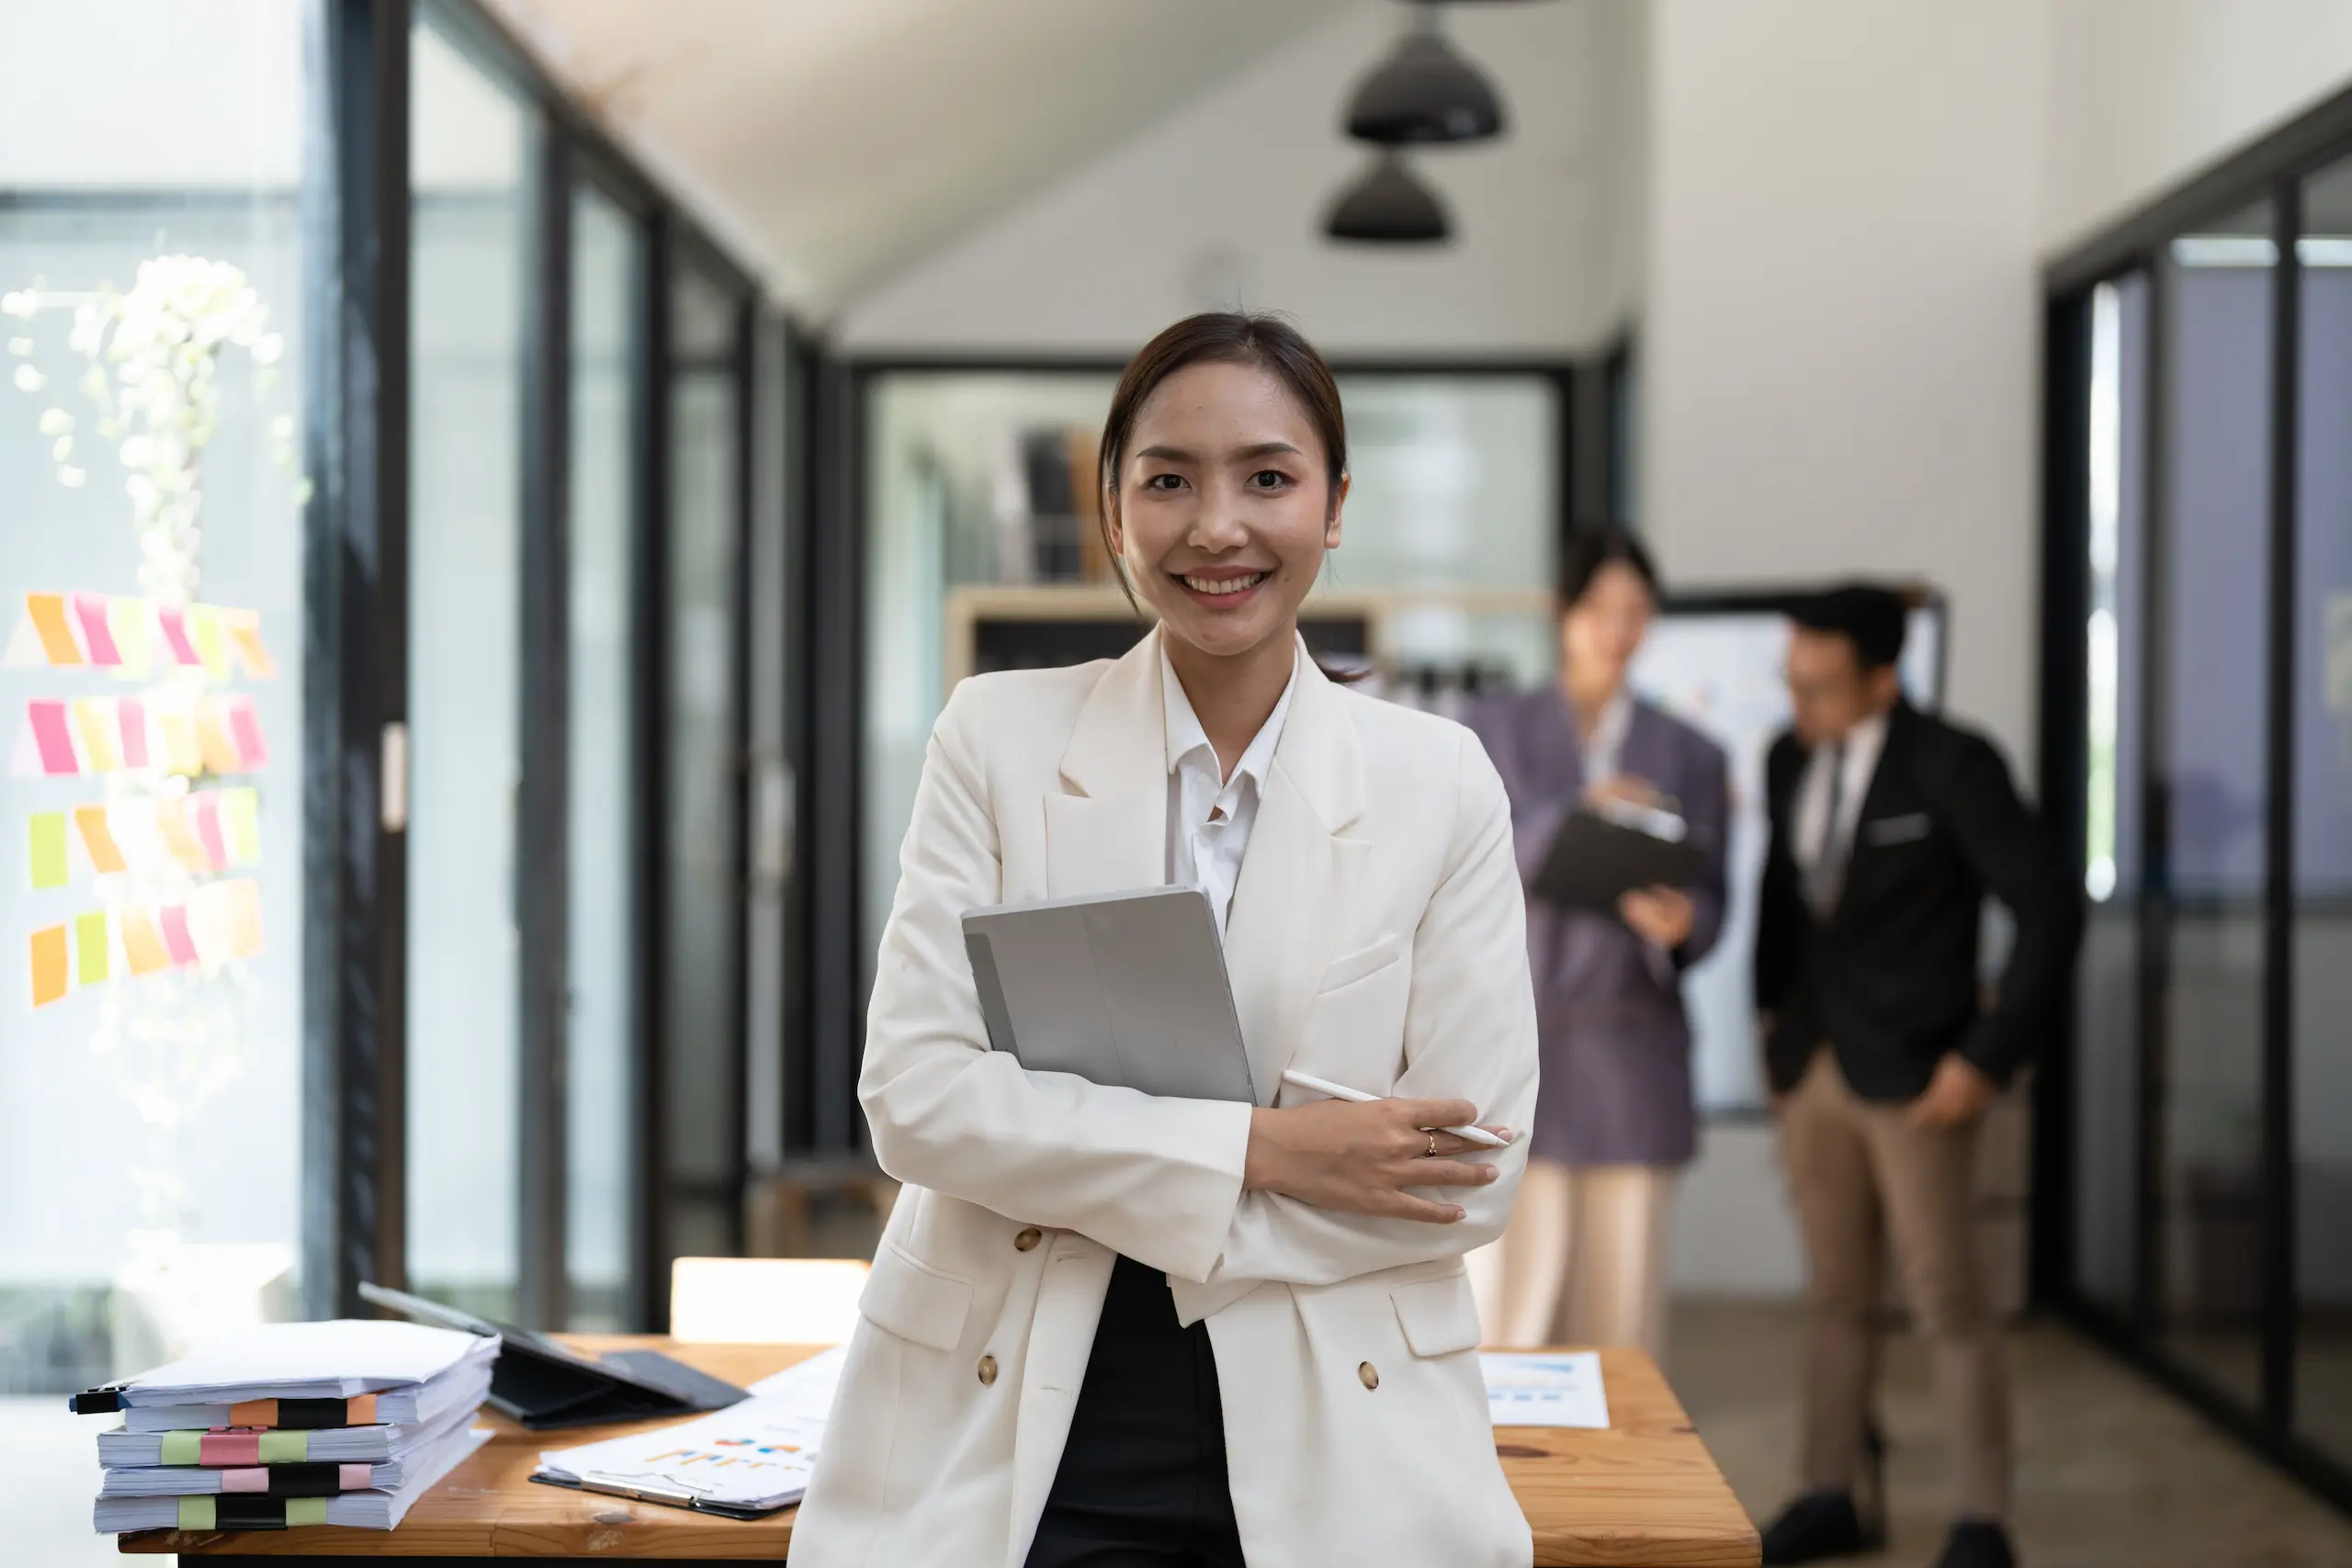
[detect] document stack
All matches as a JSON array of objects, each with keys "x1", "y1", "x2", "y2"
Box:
[{"x1": 73, "y1": 1319, "x2": 499, "y2": 1535}]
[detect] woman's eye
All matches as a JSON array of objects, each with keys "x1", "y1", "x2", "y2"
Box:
[
  {"x1": 1145, "y1": 473, "x2": 1186, "y2": 491},
  {"x1": 1250, "y1": 469, "x2": 1290, "y2": 491}
]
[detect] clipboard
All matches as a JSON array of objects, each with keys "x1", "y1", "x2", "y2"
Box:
[
  {"x1": 527, "y1": 1469, "x2": 789, "y2": 1520},
  {"x1": 1530, "y1": 800, "x2": 1710, "y2": 915}
]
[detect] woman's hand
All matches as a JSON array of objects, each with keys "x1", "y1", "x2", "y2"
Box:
[
  {"x1": 1618, "y1": 885, "x2": 1696, "y2": 949},
  {"x1": 1242, "y1": 1098, "x2": 1513, "y2": 1223},
  {"x1": 1585, "y1": 774, "x2": 1661, "y2": 810}
]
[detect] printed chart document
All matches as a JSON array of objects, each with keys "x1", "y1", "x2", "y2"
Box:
[
  {"x1": 1483, "y1": 1352, "x2": 1610, "y2": 1429},
  {"x1": 533, "y1": 1347, "x2": 847, "y2": 1517}
]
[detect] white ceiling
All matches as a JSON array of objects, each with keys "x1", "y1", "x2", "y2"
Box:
[{"x1": 477, "y1": 0, "x2": 1358, "y2": 312}]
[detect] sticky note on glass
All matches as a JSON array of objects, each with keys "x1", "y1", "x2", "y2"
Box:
[
  {"x1": 220, "y1": 788, "x2": 261, "y2": 866},
  {"x1": 225, "y1": 610, "x2": 277, "y2": 679},
  {"x1": 156, "y1": 604, "x2": 201, "y2": 668},
  {"x1": 158, "y1": 904, "x2": 198, "y2": 966},
  {"x1": 155, "y1": 798, "x2": 212, "y2": 874},
  {"x1": 231, "y1": 879, "x2": 265, "y2": 959},
  {"x1": 28, "y1": 812, "x2": 69, "y2": 889},
  {"x1": 189, "y1": 604, "x2": 231, "y2": 680},
  {"x1": 110, "y1": 597, "x2": 152, "y2": 680},
  {"x1": 225, "y1": 696, "x2": 269, "y2": 771},
  {"x1": 72, "y1": 698, "x2": 121, "y2": 773},
  {"x1": 28, "y1": 701, "x2": 78, "y2": 775},
  {"x1": 29, "y1": 924, "x2": 68, "y2": 1007},
  {"x1": 191, "y1": 792, "x2": 229, "y2": 871},
  {"x1": 120, "y1": 908, "x2": 169, "y2": 976},
  {"x1": 74, "y1": 805, "x2": 127, "y2": 874},
  {"x1": 72, "y1": 593, "x2": 120, "y2": 667},
  {"x1": 158, "y1": 708, "x2": 200, "y2": 775},
  {"x1": 196, "y1": 700, "x2": 244, "y2": 775},
  {"x1": 118, "y1": 698, "x2": 150, "y2": 770},
  {"x1": 26, "y1": 593, "x2": 84, "y2": 666},
  {"x1": 75, "y1": 911, "x2": 109, "y2": 986}
]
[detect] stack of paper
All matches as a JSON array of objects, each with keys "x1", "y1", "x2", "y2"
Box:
[
  {"x1": 1482, "y1": 1351, "x2": 1611, "y2": 1429},
  {"x1": 74, "y1": 1320, "x2": 499, "y2": 1535},
  {"x1": 534, "y1": 1346, "x2": 845, "y2": 1516}
]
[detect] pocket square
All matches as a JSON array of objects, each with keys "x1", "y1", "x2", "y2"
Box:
[{"x1": 1863, "y1": 812, "x2": 1932, "y2": 846}]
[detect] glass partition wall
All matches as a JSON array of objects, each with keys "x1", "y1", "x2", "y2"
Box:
[{"x1": 2045, "y1": 99, "x2": 2352, "y2": 1511}]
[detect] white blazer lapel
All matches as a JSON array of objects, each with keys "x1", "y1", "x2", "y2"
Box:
[
  {"x1": 1043, "y1": 631, "x2": 1167, "y2": 898},
  {"x1": 1223, "y1": 650, "x2": 1369, "y2": 1106}
]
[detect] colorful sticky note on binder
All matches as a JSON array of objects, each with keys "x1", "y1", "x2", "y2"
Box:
[
  {"x1": 156, "y1": 604, "x2": 201, "y2": 667},
  {"x1": 225, "y1": 610, "x2": 276, "y2": 679},
  {"x1": 26, "y1": 594, "x2": 83, "y2": 666},
  {"x1": 75, "y1": 910, "x2": 109, "y2": 986},
  {"x1": 109, "y1": 597, "x2": 152, "y2": 680},
  {"x1": 29, "y1": 925, "x2": 68, "y2": 1007},
  {"x1": 220, "y1": 788, "x2": 260, "y2": 865},
  {"x1": 189, "y1": 604, "x2": 231, "y2": 680},
  {"x1": 226, "y1": 696, "x2": 268, "y2": 770},
  {"x1": 192, "y1": 793, "x2": 229, "y2": 871},
  {"x1": 120, "y1": 908, "x2": 169, "y2": 976},
  {"x1": 158, "y1": 905, "x2": 198, "y2": 966},
  {"x1": 118, "y1": 698, "x2": 150, "y2": 769},
  {"x1": 28, "y1": 813, "x2": 68, "y2": 889},
  {"x1": 28, "y1": 701, "x2": 78, "y2": 774},
  {"x1": 74, "y1": 805, "x2": 127, "y2": 874},
  {"x1": 155, "y1": 798, "x2": 212, "y2": 874},
  {"x1": 72, "y1": 593, "x2": 120, "y2": 666},
  {"x1": 71, "y1": 698, "x2": 120, "y2": 773},
  {"x1": 196, "y1": 700, "x2": 244, "y2": 775}
]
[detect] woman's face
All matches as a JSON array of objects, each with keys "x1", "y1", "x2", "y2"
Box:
[
  {"x1": 1559, "y1": 559, "x2": 1655, "y2": 690},
  {"x1": 1108, "y1": 358, "x2": 1346, "y2": 663}
]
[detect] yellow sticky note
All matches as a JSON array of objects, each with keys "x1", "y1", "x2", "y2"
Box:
[
  {"x1": 225, "y1": 610, "x2": 277, "y2": 679},
  {"x1": 158, "y1": 710, "x2": 201, "y2": 776},
  {"x1": 119, "y1": 908, "x2": 169, "y2": 976},
  {"x1": 109, "y1": 596, "x2": 153, "y2": 680},
  {"x1": 71, "y1": 698, "x2": 121, "y2": 773},
  {"x1": 230, "y1": 878, "x2": 265, "y2": 959},
  {"x1": 29, "y1": 925, "x2": 68, "y2": 1007},
  {"x1": 154, "y1": 798, "x2": 212, "y2": 874},
  {"x1": 75, "y1": 911, "x2": 109, "y2": 986},
  {"x1": 220, "y1": 788, "x2": 261, "y2": 865},
  {"x1": 74, "y1": 806, "x2": 127, "y2": 874},
  {"x1": 189, "y1": 604, "x2": 231, "y2": 680},
  {"x1": 28, "y1": 813, "x2": 68, "y2": 889},
  {"x1": 25, "y1": 593, "x2": 83, "y2": 666},
  {"x1": 195, "y1": 699, "x2": 243, "y2": 776}
]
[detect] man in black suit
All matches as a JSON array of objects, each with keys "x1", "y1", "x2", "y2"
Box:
[{"x1": 1752, "y1": 586, "x2": 2081, "y2": 1568}]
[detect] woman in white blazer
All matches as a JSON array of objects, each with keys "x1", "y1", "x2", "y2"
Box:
[{"x1": 792, "y1": 313, "x2": 1541, "y2": 1568}]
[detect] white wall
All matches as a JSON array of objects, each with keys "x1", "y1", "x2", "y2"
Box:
[
  {"x1": 2041, "y1": 0, "x2": 2352, "y2": 254},
  {"x1": 835, "y1": 1, "x2": 1636, "y2": 355}
]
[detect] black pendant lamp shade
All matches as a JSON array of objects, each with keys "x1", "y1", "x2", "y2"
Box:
[
  {"x1": 1324, "y1": 154, "x2": 1451, "y2": 243},
  {"x1": 1345, "y1": 28, "x2": 1505, "y2": 145}
]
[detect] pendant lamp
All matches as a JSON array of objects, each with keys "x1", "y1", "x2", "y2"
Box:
[
  {"x1": 1323, "y1": 153, "x2": 1452, "y2": 244},
  {"x1": 1343, "y1": 21, "x2": 1505, "y2": 145}
]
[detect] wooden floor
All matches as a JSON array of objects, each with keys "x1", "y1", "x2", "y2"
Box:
[{"x1": 1670, "y1": 1300, "x2": 2352, "y2": 1568}]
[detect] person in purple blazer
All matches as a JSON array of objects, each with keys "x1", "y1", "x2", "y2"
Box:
[{"x1": 1464, "y1": 527, "x2": 1731, "y2": 1357}]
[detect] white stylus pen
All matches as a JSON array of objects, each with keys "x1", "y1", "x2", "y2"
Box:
[{"x1": 1278, "y1": 1069, "x2": 1510, "y2": 1148}]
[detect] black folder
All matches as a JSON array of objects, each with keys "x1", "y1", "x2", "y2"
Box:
[
  {"x1": 1530, "y1": 804, "x2": 1710, "y2": 916},
  {"x1": 358, "y1": 1282, "x2": 747, "y2": 1430}
]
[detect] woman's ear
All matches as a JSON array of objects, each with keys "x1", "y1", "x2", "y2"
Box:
[{"x1": 1323, "y1": 471, "x2": 1351, "y2": 549}]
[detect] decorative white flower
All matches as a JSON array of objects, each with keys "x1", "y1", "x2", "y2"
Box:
[
  {"x1": 51, "y1": 435, "x2": 72, "y2": 462},
  {"x1": 0, "y1": 290, "x2": 33, "y2": 320},
  {"x1": 38, "y1": 407, "x2": 71, "y2": 435},
  {"x1": 58, "y1": 465, "x2": 86, "y2": 487},
  {"x1": 8, "y1": 336, "x2": 30, "y2": 356},
  {"x1": 14, "y1": 363, "x2": 43, "y2": 391}
]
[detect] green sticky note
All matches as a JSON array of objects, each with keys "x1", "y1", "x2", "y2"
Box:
[
  {"x1": 28, "y1": 812, "x2": 67, "y2": 890},
  {"x1": 159, "y1": 1430, "x2": 201, "y2": 1465},
  {"x1": 285, "y1": 1497, "x2": 328, "y2": 1527},
  {"x1": 178, "y1": 1495, "x2": 216, "y2": 1530},
  {"x1": 221, "y1": 787, "x2": 261, "y2": 865},
  {"x1": 75, "y1": 911, "x2": 108, "y2": 986},
  {"x1": 258, "y1": 1429, "x2": 307, "y2": 1463}
]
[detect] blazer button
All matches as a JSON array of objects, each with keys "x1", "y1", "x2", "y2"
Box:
[
  {"x1": 1013, "y1": 1227, "x2": 1043, "y2": 1252},
  {"x1": 978, "y1": 1355, "x2": 999, "y2": 1386},
  {"x1": 1358, "y1": 1361, "x2": 1380, "y2": 1391}
]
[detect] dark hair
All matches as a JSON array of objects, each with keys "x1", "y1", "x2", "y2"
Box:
[
  {"x1": 1556, "y1": 525, "x2": 1659, "y2": 610},
  {"x1": 1097, "y1": 311, "x2": 1348, "y2": 605},
  {"x1": 1792, "y1": 582, "x2": 1910, "y2": 671}
]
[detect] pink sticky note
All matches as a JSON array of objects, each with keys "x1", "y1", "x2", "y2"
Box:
[
  {"x1": 70, "y1": 593, "x2": 120, "y2": 666},
  {"x1": 339, "y1": 1464, "x2": 370, "y2": 1492},
  {"x1": 157, "y1": 905, "x2": 198, "y2": 966},
  {"x1": 226, "y1": 696, "x2": 269, "y2": 770},
  {"x1": 28, "y1": 701, "x2": 77, "y2": 774},
  {"x1": 221, "y1": 1469, "x2": 268, "y2": 1495},
  {"x1": 191, "y1": 793, "x2": 229, "y2": 871},
  {"x1": 156, "y1": 605, "x2": 201, "y2": 667},
  {"x1": 117, "y1": 698, "x2": 149, "y2": 769}
]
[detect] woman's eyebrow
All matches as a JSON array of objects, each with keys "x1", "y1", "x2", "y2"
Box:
[{"x1": 1133, "y1": 441, "x2": 1303, "y2": 463}]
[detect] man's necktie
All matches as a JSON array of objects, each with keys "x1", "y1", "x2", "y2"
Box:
[{"x1": 1808, "y1": 742, "x2": 1849, "y2": 917}]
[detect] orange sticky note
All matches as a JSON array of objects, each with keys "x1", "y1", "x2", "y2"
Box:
[
  {"x1": 225, "y1": 610, "x2": 277, "y2": 679},
  {"x1": 25, "y1": 594, "x2": 83, "y2": 666},
  {"x1": 74, "y1": 806, "x2": 128, "y2": 874},
  {"x1": 195, "y1": 699, "x2": 243, "y2": 775},
  {"x1": 29, "y1": 924, "x2": 68, "y2": 1007},
  {"x1": 155, "y1": 798, "x2": 212, "y2": 874},
  {"x1": 230, "y1": 878, "x2": 265, "y2": 959},
  {"x1": 71, "y1": 698, "x2": 120, "y2": 773},
  {"x1": 158, "y1": 709, "x2": 201, "y2": 776},
  {"x1": 119, "y1": 908, "x2": 170, "y2": 976}
]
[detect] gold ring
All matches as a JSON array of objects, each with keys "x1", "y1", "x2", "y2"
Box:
[{"x1": 1425, "y1": 1130, "x2": 1439, "y2": 1158}]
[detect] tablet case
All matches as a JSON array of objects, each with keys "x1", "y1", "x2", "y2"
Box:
[{"x1": 1531, "y1": 807, "x2": 1711, "y2": 915}]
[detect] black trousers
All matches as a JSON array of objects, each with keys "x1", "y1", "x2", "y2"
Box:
[{"x1": 1025, "y1": 1255, "x2": 1248, "y2": 1568}]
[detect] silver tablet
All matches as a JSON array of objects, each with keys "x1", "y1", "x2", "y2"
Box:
[{"x1": 961, "y1": 886, "x2": 1258, "y2": 1104}]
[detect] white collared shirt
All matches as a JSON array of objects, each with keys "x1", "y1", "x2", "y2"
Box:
[
  {"x1": 1580, "y1": 687, "x2": 1634, "y2": 784},
  {"x1": 1793, "y1": 707, "x2": 1892, "y2": 876},
  {"x1": 1162, "y1": 646, "x2": 1296, "y2": 940}
]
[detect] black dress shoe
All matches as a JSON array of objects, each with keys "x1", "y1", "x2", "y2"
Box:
[
  {"x1": 1932, "y1": 1520, "x2": 2017, "y2": 1568},
  {"x1": 1758, "y1": 1491, "x2": 1873, "y2": 1565}
]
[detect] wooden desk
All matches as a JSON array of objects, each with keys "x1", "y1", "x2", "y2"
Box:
[{"x1": 125, "y1": 1336, "x2": 1758, "y2": 1565}]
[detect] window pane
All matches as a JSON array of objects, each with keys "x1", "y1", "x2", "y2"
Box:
[
  {"x1": 0, "y1": 1, "x2": 307, "y2": 1390},
  {"x1": 405, "y1": 17, "x2": 530, "y2": 1318},
  {"x1": 2154, "y1": 200, "x2": 2274, "y2": 1406},
  {"x1": 660, "y1": 265, "x2": 744, "y2": 1269},
  {"x1": 565, "y1": 186, "x2": 642, "y2": 1329},
  {"x1": 2294, "y1": 157, "x2": 2352, "y2": 1462},
  {"x1": 2076, "y1": 271, "x2": 2151, "y2": 1315}
]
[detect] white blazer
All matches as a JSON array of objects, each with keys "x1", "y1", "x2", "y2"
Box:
[{"x1": 792, "y1": 629, "x2": 1540, "y2": 1568}]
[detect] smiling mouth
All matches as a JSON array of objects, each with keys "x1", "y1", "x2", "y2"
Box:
[{"x1": 1175, "y1": 571, "x2": 1268, "y2": 598}]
